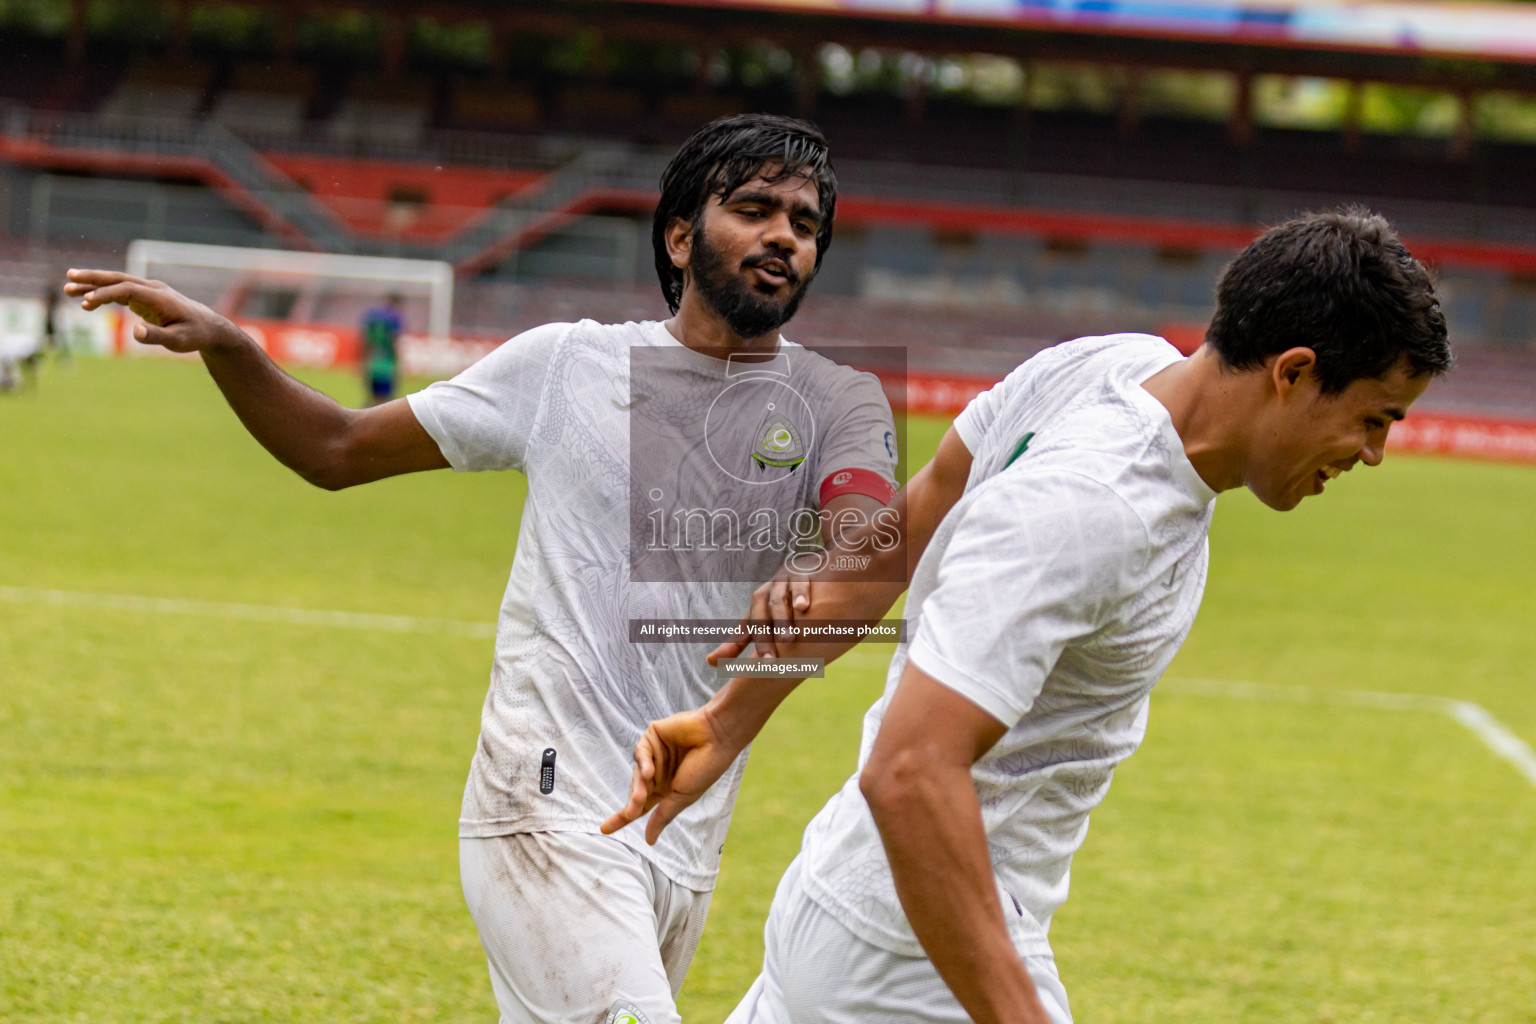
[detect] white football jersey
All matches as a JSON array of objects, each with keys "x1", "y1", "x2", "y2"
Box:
[
  {"x1": 796, "y1": 334, "x2": 1217, "y2": 956},
  {"x1": 408, "y1": 319, "x2": 897, "y2": 889}
]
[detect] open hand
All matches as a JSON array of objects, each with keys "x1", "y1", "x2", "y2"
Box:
[
  {"x1": 64, "y1": 269, "x2": 244, "y2": 354},
  {"x1": 600, "y1": 708, "x2": 742, "y2": 845}
]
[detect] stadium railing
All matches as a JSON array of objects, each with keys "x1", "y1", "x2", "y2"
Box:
[
  {"x1": 1, "y1": 104, "x2": 352, "y2": 252},
  {"x1": 6, "y1": 102, "x2": 1536, "y2": 356},
  {"x1": 12, "y1": 101, "x2": 1536, "y2": 272}
]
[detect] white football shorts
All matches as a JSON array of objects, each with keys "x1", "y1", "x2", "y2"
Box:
[
  {"x1": 461, "y1": 832, "x2": 711, "y2": 1024},
  {"x1": 725, "y1": 857, "x2": 1073, "y2": 1024}
]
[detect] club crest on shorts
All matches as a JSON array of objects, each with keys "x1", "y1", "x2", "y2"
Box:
[
  {"x1": 752, "y1": 412, "x2": 805, "y2": 471},
  {"x1": 604, "y1": 1000, "x2": 651, "y2": 1024}
]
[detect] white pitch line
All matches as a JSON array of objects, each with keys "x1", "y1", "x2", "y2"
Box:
[
  {"x1": 0, "y1": 585, "x2": 496, "y2": 639},
  {"x1": 5, "y1": 587, "x2": 1532, "y2": 789},
  {"x1": 1442, "y1": 701, "x2": 1536, "y2": 789},
  {"x1": 1162, "y1": 677, "x2": 1536, "y2": 790}
]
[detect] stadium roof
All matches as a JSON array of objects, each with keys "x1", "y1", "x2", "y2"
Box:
[
  {"x1": 623, "y1": 0, "x2": 1536, "y2": 63},
  {"x1": 504, "y1": 0, "x2": 1520, "y2": 89}
]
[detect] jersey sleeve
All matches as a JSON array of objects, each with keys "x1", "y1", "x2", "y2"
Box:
[
  {"x1": 953, "y1": 358, "x2": 1039, "y2": 457},
  {"x1": 406, "y1": 322, "x2": 571, "y2": 473},
  {"x1": 813, "y1": 368, "x2": 899, "y2": 506},
  {"x1": 907, "y1": 470, "x2": 1148, "y2": 727}
]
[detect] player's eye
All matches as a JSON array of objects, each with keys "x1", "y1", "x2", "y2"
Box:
[{"x1": 1366, "y1": 417, "x2": 1386, "y2": 431}]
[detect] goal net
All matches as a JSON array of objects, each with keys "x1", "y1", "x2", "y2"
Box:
[{"x1": 120, "y1": 240, "x2": 454, "y2": 367}]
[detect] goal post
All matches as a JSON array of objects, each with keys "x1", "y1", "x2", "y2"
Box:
[{"x1": 125, "y1": 240, "x2": 455, "y2": 339}]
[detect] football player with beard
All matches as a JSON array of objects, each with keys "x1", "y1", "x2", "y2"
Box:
[{"x1": 65, "y1": 115, "x2": 901, "y2": 1024}]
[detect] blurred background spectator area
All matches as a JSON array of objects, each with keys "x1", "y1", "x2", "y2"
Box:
[{"x1": 4, "y1": 0, "x2": 1536, "y2": 420}]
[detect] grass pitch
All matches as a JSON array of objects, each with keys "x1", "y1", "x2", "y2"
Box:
[{"x1": 2, "y1": 357, "x2": 1533, "y2": 1022}]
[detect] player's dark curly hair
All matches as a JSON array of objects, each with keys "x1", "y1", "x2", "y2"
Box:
[
  {"x1": 1206, "y1": 207, "x2": 1452, "y2": 394},
  {"x1": 653, "y1": 114, "x2": 838, "y2": 313}
]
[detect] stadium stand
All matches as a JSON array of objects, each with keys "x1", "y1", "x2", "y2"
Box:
[
  {"x1": 261, "y1": 153, "x2": 545, "y2": 242},
  {"x1": 554, "y1": 84, "x2": 649, "y2": 135},
  {"x1": 99, "y1": 60, "x2": 213, "y2": 122},
  {"x1": 656, "y1": 93, "x2": 750, "y2": 133},
  {"x1": 329, "y1": 76, "x2": 433, "y2": 149},
  {"x1": 4, "y1": 0, "x2": 1536, "y2": 432},
  {"x1": 10, "y1": 166, "x2": 280, "y2": 248},
  {"x1": 209, "y1": 63, "x2": 316, "y2": 138},
  {"x1": 449, "y1": 80, "x2": 542, "y2": 134}
]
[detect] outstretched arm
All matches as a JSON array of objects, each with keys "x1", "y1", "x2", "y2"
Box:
[
  {"x1": 861, "y1": 664, "x2": 1053, "y2": 1024},
  {"x1": 66, "y1": 269, "x2": 447, "y2": 489}
]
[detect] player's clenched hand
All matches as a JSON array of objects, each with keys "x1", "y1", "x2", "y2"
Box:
[
  {"x1": 600, "y1": 708, "x2": 741, "y2": 845},
  {"x1": 706, "y1": 573, "x2": 813, "y2": 665},
  {"x1": 64, "y1": 269, "x2": 245, "y2": 354}
]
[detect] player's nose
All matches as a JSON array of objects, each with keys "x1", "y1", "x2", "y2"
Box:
[
  {"x1": 1359, "y1": 427, "x2": 1391, "y2": 467},
  {"x1": 760, "y1": 212, "x2": 799, "y2": 253}
]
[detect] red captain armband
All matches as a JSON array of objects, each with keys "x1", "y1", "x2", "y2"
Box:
[{"x1": 819, "y1": 467, "x2": 897, "y2": 507}]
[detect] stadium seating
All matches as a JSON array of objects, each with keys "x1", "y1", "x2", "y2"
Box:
[
  {"x1": 328, "y1": 76, "x2": 433, "y2": 150},
  {"x1": 444, "y1": 276, "x2": 1536, "y2": 420},
  {"x1": 0, "y1": 161, "x2": 274, "y2": 250},
  {"x1": 449, "y1": 81, "x2": 542, "y2": 133},
  {"x1": 99, "y1": 61, "x2": 213, "y2": 122},
  {"x1": 208, "y1": 64, "x2": 317, "y2": 138},
  {"x1": 656, "y1": 93, "x2": 750, "y2": 131},
  {"x1": 4, "y1": 23, "x2": 1536, "y2": 376},
  {"x1": 554, "y1": 85, "x2": 649, "y2": 135}
]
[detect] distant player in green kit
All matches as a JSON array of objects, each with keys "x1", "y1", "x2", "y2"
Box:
[{"x1": 361, "y1": 293, "x2": 403, "y2": 405}]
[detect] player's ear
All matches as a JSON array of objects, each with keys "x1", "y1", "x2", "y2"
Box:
[
  {"x1": 1270, "y1": 347, "x2": 1318, "y2": 401},
  {"x1": 665, "y1": 217, "x2": 693, "y2": 271}
]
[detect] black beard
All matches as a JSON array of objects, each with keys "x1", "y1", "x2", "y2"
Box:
[{"x1": 689, "y1": 228, "x2": 812, "y2": 340}]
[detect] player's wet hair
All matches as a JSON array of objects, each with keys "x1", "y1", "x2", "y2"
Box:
[
  {"x1": 1207, "y1": 207, "x2": 1452, "y2": 394},
  {"x1": 653, "y1": 114, "x2": 837, "y2": 313}
]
